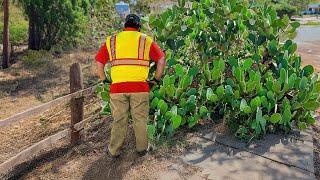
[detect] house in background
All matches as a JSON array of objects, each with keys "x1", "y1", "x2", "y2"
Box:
[
  {"x1": 302, "y1": 3, "x2": 320, "y2": 15},
  {"x1": 308, "y1": 3, "x2": 320, "y2": 14}
]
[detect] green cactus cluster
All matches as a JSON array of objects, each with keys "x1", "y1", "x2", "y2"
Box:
[{"x1": 98, "y1": 0, "x2": 320, "y2": 141}]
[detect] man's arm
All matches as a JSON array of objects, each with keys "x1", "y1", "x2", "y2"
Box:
[
  {"x1": 155, "y1": 56, "x2": 165, "y2": 80},
  {"x1": 95, "y1": 43, "x2": 109, "y2": 81},
  {"x1": 96, "y1": 62, "x2": 106, "y2": 81},
  {"x1": 150, "y1": 42, "x2": 166, "y2": 81}
]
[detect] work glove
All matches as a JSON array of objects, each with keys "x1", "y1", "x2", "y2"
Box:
[
  {"x1": 102, "y1": 79, "x2": 111, "y2": 84},
  {"x1": 148, "y1": 78, "x2": 160, "y2": 90}
]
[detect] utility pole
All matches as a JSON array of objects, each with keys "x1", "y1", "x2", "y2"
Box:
[{"x1": 2, "y1": 0, "x2": 10, "y2": 69}]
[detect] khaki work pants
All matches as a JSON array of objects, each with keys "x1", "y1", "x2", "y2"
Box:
[{"x1": 108, "y1": 92, "x2": 149, "y2": 156}]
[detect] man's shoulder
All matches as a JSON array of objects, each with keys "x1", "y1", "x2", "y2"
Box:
[
  {"x1": 106, "y1": 32, "x2": 118, "y2": 38},
  {"x1": 106, "y1": 31, "x2": 154, "y2": 42},
  {"x1": 140, "y1": 33, "x2": 154, "y2": 42}
]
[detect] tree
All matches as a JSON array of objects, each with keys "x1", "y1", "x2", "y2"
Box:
[
  {"x1": 16, "y1": 0, "x2": 90, "y2": 50},
  {"x1": 87, "y1": 0, "x2": 122, "y2": 46},
  {"x1": 250, "y1": 0, "x2": 297, "y2": 18},
  {"x1": 130, "y1": 0, "x2": 155, "y2": 15},
  {"x1": 274, "y1": 2, "x2": 297, "y2": 18},
  {"x1": 2, "y1": 0, "x2": 10, "y2": 69},
  {"x1": 290, "y1": 0, "x2": 310, "y2": 12}
]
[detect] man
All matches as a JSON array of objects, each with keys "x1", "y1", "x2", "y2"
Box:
[{"x1": 95, "y1": 14, "x2": 166, "y2": 157}]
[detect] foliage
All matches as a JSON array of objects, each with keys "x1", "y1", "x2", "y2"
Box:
[
  {"x1": 252, "y1": 0, "x2": 297, "y2": 18},
  {"x1": 0, "y1": 3, "x2": 28, "y2": 44},
  {"x1": 98, "y1": 0, "x2": 320, "y2": 142},
  {"x1": 290, "y1": 0, "x2": 320, "y2": 12},
  {"x1": 85, "y1": 0, "x2": 122, "y2": 47},
  {"x1": 130, "y1": 0, "x2": 154, "y2": 15},
  {"x1": 15, "y1": 0, "x2": 91, "y2": 50},
  {"x1": 273, "y1": 1, "x2": 297, "y2": 18}
]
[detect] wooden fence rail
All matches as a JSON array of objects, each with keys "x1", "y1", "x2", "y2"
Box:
[
  {"x1": 0, "y1": 116, "x2": 96, "y2": 177},
  {"x1": 0, "y1": 62, "x2": 100, "y2": 177},
  {"x1": 0, "y1": 85, "x2": 96, "y2": 127}
]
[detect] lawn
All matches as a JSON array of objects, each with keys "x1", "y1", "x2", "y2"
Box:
[{"x1": 304, "y1": 21, "x2": 320, "y2": 26}]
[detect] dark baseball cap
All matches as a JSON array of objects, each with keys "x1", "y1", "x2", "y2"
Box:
[{"x1": 125, "y1": 14, "x2": 141, "y2": 29}]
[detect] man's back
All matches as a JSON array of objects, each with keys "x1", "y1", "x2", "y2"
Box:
[
  {"x1": 107, "y1": 30, "x2": 153, "y2": 60},
  {"x1": 105, "y1": 29, "x2": 154, "y2": 84},
  {"x1": 95, "y1": 14, "x2": 166, "y2": 158}
]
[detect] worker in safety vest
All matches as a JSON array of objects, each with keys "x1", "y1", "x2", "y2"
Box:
[{"x1": 95, "y1": 14, "x2": 166, "y2": 157}]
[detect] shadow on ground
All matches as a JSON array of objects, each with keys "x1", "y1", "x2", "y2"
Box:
[
  {"x1": 82, "y1": 149, "x2": 147, "y2": 180},
  {"x1": 0, "y1": 49, "x2": 97, "y2": 101},
  {"x1": 0, "y1": 56, "x2": 64, "y2": 100},
  {"x1": 4, "y1": 146, "x2": 71, "y2": 180},
  {"x1": 82, "y1": 119, "x2": 150, "y2": 180}
]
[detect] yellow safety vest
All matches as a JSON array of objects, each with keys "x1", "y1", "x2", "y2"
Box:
[{"x1": 106, "y1": 31, "x2": 153, "y2": 84}]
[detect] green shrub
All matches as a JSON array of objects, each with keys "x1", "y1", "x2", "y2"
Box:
[
  {"x1": 0, "y1": 24, "x2": 28, "y2": 45},
  {"x1": 274, "y1": 3, "x2": 297, "y2": 18},
  {"x1": 16, "y1": 0, "x2": 91, "y2": 50},
  {"x1": 0, "y1": 4, "x2": 28, "y2": 44},
  {"x1": 85, "y1": 0, "x2": 122, "y2": 48},
  {"x1": 97, "y1": 0, "x2": 320, "y2": 142},
  {"x1": 21, "y1": 50, "x2": 53, "y2": 68},
  {"x1": 131, "y1": 0, "x2": 153, "y2": 15}
]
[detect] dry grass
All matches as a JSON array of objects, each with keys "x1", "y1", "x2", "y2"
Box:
[
  {"x1": 0, "y1": 94, "x2": 100, "y2": 164},
  {"x1": 0, "y1": 49, "x2": 98, "y2": 119},
  {"x1": 17, "y1": 116, "x2": 202, "y2": 180}
]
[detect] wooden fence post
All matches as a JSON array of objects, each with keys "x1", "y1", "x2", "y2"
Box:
[{"x1": 70, "y1": 63, "x2": 84, "y2": 145}]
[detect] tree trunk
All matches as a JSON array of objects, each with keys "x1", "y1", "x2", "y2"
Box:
[
  {"x1": 28, "y1": 20, "x2": 37, "y2": 50},
  {"x1": 2, "y1": 0, "x2": 10, "y2": 69},
  {"x1": 28, "y1": 5, "x2": 40, "y2": 50}
]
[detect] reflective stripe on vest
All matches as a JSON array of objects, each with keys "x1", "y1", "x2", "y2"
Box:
[
  {"x1": 110, "y1": 35, "x2": 116, "y2": 60},
  {"x1": 138, "y1": 34, "x2": 146, "y2": 60},
  {"x1": 111, "y1": 59, "x2": 149, "y2": 67}
]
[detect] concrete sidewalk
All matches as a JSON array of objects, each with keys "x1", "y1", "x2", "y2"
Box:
[{"x1": 178, "y1": 130, "x2": 315, "y2": 180}]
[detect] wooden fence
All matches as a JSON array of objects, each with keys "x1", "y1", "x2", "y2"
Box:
[{"x1": 0, "y1": 63, "x2": 99, "y2": 177}]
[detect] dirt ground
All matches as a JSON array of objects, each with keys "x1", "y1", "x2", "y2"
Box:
[
  {"x1": 7, "y1": 115, "x2": 204, "y2": 180},
  {"x1": 0, "y1": 49, "x2": 97, "y2": 119},
  {"x1": 0, "y1": 40, "x2": 320, "y2": 179},
  {"x1": 0, "y1": 93, "x2": 100, "y2": 164}
]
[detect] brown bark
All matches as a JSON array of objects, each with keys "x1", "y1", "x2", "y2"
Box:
[
  {"x1": 28, "y1": 4, "x2": 41, "y2": 50},
  {"x1": 70, "y1": 63, "x2": 84, "y2": 145},
  {"x1": 2, "y1": 0, "x2": 10, "y2": 69}
]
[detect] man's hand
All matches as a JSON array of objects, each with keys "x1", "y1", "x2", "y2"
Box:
[
  {"x1": 102, "y1": 79, "x2": 111, "y2": 84},
  {"x1": 148, "y1": 78, "x2": 160, "y2": 89}
]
